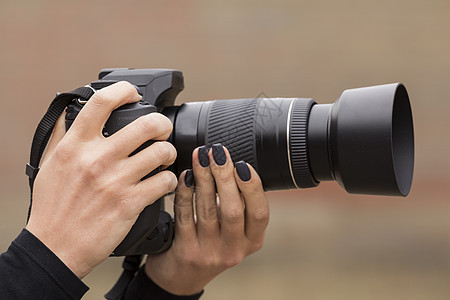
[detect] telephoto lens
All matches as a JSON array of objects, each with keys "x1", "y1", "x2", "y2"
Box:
[{"x1": 163, "y1": 83, "x2": 414, "y2": 196}]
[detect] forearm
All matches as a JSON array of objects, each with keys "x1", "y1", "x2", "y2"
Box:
[{"x1": 0, "y1": 229, "x2": 89, "y2": 299}]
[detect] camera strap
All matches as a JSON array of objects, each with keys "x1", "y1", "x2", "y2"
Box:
[
  {"x1": 104, "y1": 255, "x2": 143, "y2": 300},
  {"x1": 25, "y1": 86, "x2": 95, "y2": 222}
]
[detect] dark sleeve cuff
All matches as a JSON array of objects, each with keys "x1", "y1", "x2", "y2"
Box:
[
  {"x1": 8, "y1": 228, "x2": 89, "y2": 299},
  {"x1": 124, "y1": 267, "x2": 204, "y2": 300}
]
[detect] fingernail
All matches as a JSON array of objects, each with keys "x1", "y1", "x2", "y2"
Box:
[
  {"x1": 185, "y1": 169, "x2": 194, "y2": 187},
  {"x1": 212, "y1": 143, "x2": 226, "y2": 166},
  {"x1": 236, "y1": 161, "x2": 251, "y2": 181},
  {"x1": 198, "y1": 146, "x2": 210, "y2": 167}
]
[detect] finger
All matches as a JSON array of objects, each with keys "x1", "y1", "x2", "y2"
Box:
[
  {"x1": 124, "y1": 141, "x2": 177, "y2": 182},
  {"x1": 173, "y1": 170, "x2": 196, "y2": 241},
  {"x1": 209, "y1": 144, "x2": 245, "y2": 242},
  {"x1": 41, "y1": 112, "x2": 66, "y2": 165},
  {"x1": 131, "y1": 170, "x2": 178, "y2": 214},
  {"x1": 107, "y1": 113, "x2": 173, "y2": 157},
  {"x1": 234, "y1": 161, "x2": 269, "y2": 250},
  {"x1": 69, "y1": 81, "x2": 141, "y2": 140},
  {"x1": 192, "y1": 146, "x2": 220, "y2": 238}
]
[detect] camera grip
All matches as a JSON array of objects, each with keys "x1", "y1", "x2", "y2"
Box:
[{"x1": 105, "y1": 103, "x2": 170, "y2": 255}]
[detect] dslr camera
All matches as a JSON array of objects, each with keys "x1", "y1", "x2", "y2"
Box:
[{"x1": 64, "y1": 68, "x2": 414, "y2": 256}]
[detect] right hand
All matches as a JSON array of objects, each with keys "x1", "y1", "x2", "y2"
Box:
[{"x1": 26, "y1": 81, "x2": 178, "y2": 279}]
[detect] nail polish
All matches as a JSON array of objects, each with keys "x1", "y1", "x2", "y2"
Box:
[
  {"x1": 198, "y1": 146, "x2": 210, "y2": 167},
  {"x1": 236, "y1": 161, "x2": 251, "y2": 181},
  {"x1": 212, "y1": 143, "x2": 226, "y2": 166},
  {"x1": 185, "y1": 169, "x2": 194, "y2": 187}
]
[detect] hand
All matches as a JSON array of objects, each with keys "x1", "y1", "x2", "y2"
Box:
[
  {"x1": 26, "y1": 82, "x2": 178, "y2": 278},
  {"x1": 145, "y1": 144, "x2": 270, "y2": 295}
]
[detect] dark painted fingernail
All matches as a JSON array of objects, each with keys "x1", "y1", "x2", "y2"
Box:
[
  {"x1": 236, "y1": 161, "x2": 251, "y2": 181},
  {"x1": 185, "y1": 169, "x2": 194, "y2": 187},
  {"x1": 212, "y1": 143, "x2": 226, "y2": 166},
  {"x1": 198, "y1": 146, "x2": 210, "y2": 167}
]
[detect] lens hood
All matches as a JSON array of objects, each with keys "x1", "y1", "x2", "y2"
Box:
[{"x1": 329, "y1": 83, "x2": 414, "y2": 196}]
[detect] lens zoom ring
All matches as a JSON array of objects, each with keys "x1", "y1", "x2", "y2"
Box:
[
  {"x1": 290, "y1": 99, "x2": 317, "y2": 188},
  {"x1": 206, "y1": 99, "x2": 258, "y2": 166}
]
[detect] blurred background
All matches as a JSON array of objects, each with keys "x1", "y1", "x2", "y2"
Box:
[{"x1": 1, "y1": 0, "x2": 449, "y2": 299}]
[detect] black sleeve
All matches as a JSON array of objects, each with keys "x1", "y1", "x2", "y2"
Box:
[
  {"x1": 124, "y1": 267, "x2": 204, "y2": 300},
  {"x1": 0, "y1": 229, "x2": 89, "y2": 299}
]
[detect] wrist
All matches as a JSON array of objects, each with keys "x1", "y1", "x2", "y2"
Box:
[
  {"x1": 26, "y1": 223, "x2": 93, "y2": 278},
  {"x1": 144, "y1": 263, "x2": 204, "y2": 296}
]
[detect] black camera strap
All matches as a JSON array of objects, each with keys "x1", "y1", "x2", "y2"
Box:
[
  {"x1": 26, "y1": 86, "x2": 143, "y2": 300},
  {"x1": 104, "y1": 255, "x2": 143, "y2": 300},
  {"x1": 25, "y1": 86, "x2": 95, "y2": 222}
]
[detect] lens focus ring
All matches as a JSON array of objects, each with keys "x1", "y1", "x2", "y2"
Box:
[{"x1": 289, "y1": 99, "x2": 318, "y2": 188}]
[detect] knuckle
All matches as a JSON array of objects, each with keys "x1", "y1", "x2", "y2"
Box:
[
  {"x1": 113, "y1": 81, "x2": 137, "y2": 98},
  {"x1": 198, "y1": 204, "x2": 218, "y2": 221},
  {"x1": 89, "y1": 92, "x2": 108, "y2": 107},
  {"x1": 116, "y1": 80, "x2": 135, "y2": 90},
  {"x1": 141, "y1": 113, "x2": 173, "y2": 137},
  {"x1": 153, "y1": 142, "x2": 177, "y2": 163},
  {"x1": 202, "y1": 255, "x2": 221, "y2": 269},
  {"x1": 153, "y1": 113, "x2": 173, "y2": 134},
  {"x1": 137, "y1": 116, "x2": 158, "y2": 135},
  {"x1": 214, "y1": 168, "x2": 235, "y2": 184},
  {"x1": 153, "y1": 142, "x2": 169, "y2": 159},
  {"x1": 53, "y1": 141, "x2": 74, "y2": 162},
  {"x1": 224, "y1": 253, "x2": 244, "y2": 268},
  {"x1": 79, "y1": 156, "x2": 104, "y2": 179},
  {"x1": 160, "y1": 171, "x2": 178, "y2": 192},
  {"x1": 89, "y1": 81, "x2": 138, "y2": 109},
  {"x1": 165, "y1": 143, "x2": 177, "y2": 163},
  {"x1": 223, "y1": 206, "x2": 244, "y2": 224},
  {"x1": 174, "y1": 192, "x2": 192, "y2": 208},
  {"x1": 176, "y1": 210, "x2": 193, "y2": 225},
  {"x1": 100, "y1": 182, "x2": 120, "y2": 204},
  {"x1": 251, "y1": 207, "x2": 270, "y2": 225},
  {"x1": 115, "y1": 199, "x2": 131, "y2": 216}
]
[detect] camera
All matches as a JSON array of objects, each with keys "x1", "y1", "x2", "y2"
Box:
[{"x1": 65, "y1": 68, "x2": 414, "y2": 256}]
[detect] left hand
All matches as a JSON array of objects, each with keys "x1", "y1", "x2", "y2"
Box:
[{"x1": 145, "y1": 144, "x2": 270, "y2": 295}]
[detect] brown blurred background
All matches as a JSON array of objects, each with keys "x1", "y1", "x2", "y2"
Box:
[{"x1": 1, "y1": 0, "x2": 449, "y2": 299}]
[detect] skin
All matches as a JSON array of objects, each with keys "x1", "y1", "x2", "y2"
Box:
[
  {"x1": 145, "y1": 147, "x2": 270, "y2": 295},
  {"x1": 26, "y1": 81, "x2": 270, "y2": 295}
]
